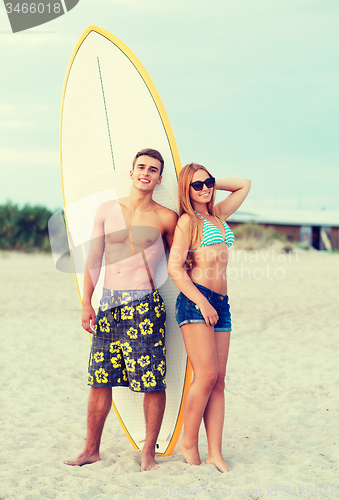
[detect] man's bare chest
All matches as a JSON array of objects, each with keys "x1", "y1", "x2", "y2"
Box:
[
  {"x1": 105, "y1": 226, "x2": 161, "y2": 251},
  {"x1": 103, "y1": 202, "x2": 165, "y2": 250}
]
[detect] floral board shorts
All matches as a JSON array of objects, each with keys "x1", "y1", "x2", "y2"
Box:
[
  {"x1": 175, "y1": 282, "x2": 232, "y2": 332},
  {"x1": 88, "y1": 288, "x2": 166, "y2": 392}
]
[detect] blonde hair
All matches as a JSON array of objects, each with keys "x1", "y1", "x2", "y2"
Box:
[{"x1": 178, "y1": 163, "x2": 220, "y2": 249}]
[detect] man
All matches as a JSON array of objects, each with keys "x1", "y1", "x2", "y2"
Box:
[{"x1": 65, "y1": 149, "x2": 178, "y2": 471}]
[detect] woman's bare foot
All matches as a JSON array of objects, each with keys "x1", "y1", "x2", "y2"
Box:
[
  {"x1": 206, "y1": 455, "x2": 232, "y2": 472},
  {"x1": 141, "y1": 450, "x2": 159, "y2": 471},
  {"x1": 179, "y1": 438, "x2": 201, "y2": 465},
  {"x1": 64, "y1": 451, "x2": 101, "y2": 467}
]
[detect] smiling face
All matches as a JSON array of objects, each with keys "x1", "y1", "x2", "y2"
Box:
[
  {"x1": 130, "y1": 155, "x2": 162, "y2": 191},
  {"x1": 189, "y1": 169, "x2": 213, "y2": 205}
]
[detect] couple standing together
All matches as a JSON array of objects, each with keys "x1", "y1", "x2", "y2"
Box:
[{"x1": 65, "y1": 148, "x2": 251, "y2": 472}]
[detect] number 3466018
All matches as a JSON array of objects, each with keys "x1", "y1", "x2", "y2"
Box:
[{"x1": 5, "y1": 3, "x2": 62, "y2": 14}]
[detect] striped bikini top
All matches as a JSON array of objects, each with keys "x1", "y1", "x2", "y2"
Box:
[{"x1": 190, "y1": 211, "x2": 234, "y2": 253}]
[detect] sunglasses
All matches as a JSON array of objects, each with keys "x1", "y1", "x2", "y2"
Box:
[{"x1": 190, "y1": 177, "x2": 215, "y2": 191}]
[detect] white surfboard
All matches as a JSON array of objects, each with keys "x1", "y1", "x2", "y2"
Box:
[{"x1": 60, "y1": 25, "x2": 192, "y2": 456}]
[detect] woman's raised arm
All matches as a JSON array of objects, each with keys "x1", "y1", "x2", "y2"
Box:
[{"x1": 214, "y1": 178, "x2": 251, "y2": 220}]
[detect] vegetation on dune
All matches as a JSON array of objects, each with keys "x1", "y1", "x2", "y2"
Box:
[
  {"x1": 232, "y1": 223, "x2": 298, "y2": 251},
  {"x1": 0, "y1": 202, "x2": 54, "y2": 252},
  {"x1": 233, "y1": 222, "x2": 279, "y2": 242}
]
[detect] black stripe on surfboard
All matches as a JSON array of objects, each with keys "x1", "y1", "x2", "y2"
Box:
[
  {"x1": 97, "y1": 56, "x2": 115, "y2": 170},
  {"x1": 94, "y1": 30, "x2": 178, "y2": 180}
]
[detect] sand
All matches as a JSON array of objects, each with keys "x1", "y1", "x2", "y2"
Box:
[{"x1": 1, "y1": 247, "x2": 338, "y2": 500}]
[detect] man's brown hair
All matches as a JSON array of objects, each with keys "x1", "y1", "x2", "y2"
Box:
[{"x1": 132, "y1": 148, "x2": 164, "y2": 176}]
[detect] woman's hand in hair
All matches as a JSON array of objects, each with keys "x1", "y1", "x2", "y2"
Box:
[{"x1": 214, "y1": 178, "x2": 251, "y2": 220}]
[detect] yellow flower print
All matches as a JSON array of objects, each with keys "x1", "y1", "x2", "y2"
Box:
[
  {"x1": 131, "y1": 380, "x2": 141, "y2": 391},
  {"x1": 121, "y1": 342, "x2": 132, "y2": 356},
  {"x1": 122, "y1": 369, "x2": 128, "y2": 381},
  {"x1": 154, "y1": 340, "x2": 163, "y2": 347},
  {"x1": 88, "y1": 374, "x2": 94, "y2": 385},
  {"x1": 140, "y1": 318, "x2": 153, "y2": 335},
  {"x1": 100, "y1": 302, "x2": 109, "y2": 312},
  {"x1": 121, "y1": 306, "x2": 135, "y2": 320},
  {"x1": 137, "y1": 355, "x2": 151, "y2": 367},
  {"x1": 111, "y1": 354, "x2": 122, "y2": 368},
  {"x1": 125, "y1": 358, "x2": 136, "y2": 372},
  {"x1": 157, "y1": 360, "x2": 165, "y2": 376},
  {"x1": 94, "y1": 352, "x2": 104, "y2": 363},
  {"x1": 95, "y1": 368, "x2": 108, "y2": 384},
  {"x1": 159, "y1": 328, "x2": 165, "y2": 338},
  {"x1": 117, "y1": 378, "x2": 121, "y2": 383},
  {"x1": 121, "y1": 292, "x2": 132, "y2": 305},
  {"x1": 109, "y1": 341, "x2": 121, "y2": 354},
  {"x1": 98, "y1": 317, "x2": 110, "y2": 333},
  {"x1": 155, "y1": 302, "x2": 165, "y2": 317},
  {"x1": 142, "y1": 371, "x2": 156, "y2": 388},
  {"x1": 89, "y1": 354, "x2": 93, "y2": 366},
  {"x1": 153, "y1": 290, "x2": 160, "y2": 302},
  {"x1": 163, "y1": 346, "x2": 166, "y2": 356},
  {"x1": 164, "y1": 320, "x2": 166, "y2": 329},
  {"x1": 93, "y1": 324, "x2": 97, "y2": 334},
  {"x1": 136, "y1": 302, "x2": 149, "y2": 315},
  {"x1": 127, "y1": 327, "x2": 138, "y2": 339}
]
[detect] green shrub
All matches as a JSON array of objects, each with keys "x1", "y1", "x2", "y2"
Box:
[
  {"x1": 0, "y1": 201, "x2": 55, "y2": 252},
  {"x1": 233, "y1": 223, "x2": 279, "y2": 241},
  {"x1": 232, "y1": 223, "x2": 286, "y2": 250}
]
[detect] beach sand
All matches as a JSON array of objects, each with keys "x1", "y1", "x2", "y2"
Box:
[{"x1": 1, "y1": 248, "x2": 338, "y2": 499}]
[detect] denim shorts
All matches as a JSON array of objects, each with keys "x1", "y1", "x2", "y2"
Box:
[{"x1": 175, "y1": 283, "x2": 232, "y2": 332}]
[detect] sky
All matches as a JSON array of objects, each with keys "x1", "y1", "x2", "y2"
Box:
[{"x1": 0, "y1": 0, "x2": 339, "y2": 212}]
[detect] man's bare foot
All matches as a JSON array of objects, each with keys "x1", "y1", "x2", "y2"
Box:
[
  {"x1": 140, "y1": 450, "x2": 159, "y2": 471},
  {"x1": 64, "y1": 451, "x2": 101, "y2": 467},
  {"x1": 179, "y1": 438, "x2": 201, "y2": 465},
  {"x1": 206, "y1": 455, "x2": 232, "y2": 472}
]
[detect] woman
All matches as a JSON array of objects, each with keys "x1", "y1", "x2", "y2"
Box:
[{"x1": 168, "y1": 163, "x2": 251, "y2": 472}]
